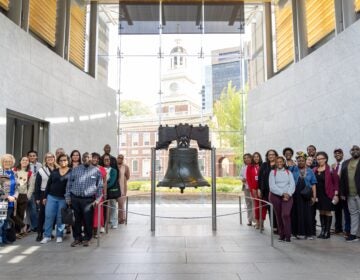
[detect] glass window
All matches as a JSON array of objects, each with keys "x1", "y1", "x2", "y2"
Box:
[
  {"x1": 155, "y1": 159, "x2": 162, "y2": 172},
  {"x1": 143, "y1": 132, "x2": 150, "y2": 146},
  {"x1": 132, "y1": 133, "x2": 139, "y2": 146},
  {"x1": 121, "y1": 133, "x2": 127, "y2": 146},
  {"x1": 132, "y1": 160, "x2": 138, "y2": 172},
  {"x1": 142, "y1": 159, "x2": 151, "y2": 177}
]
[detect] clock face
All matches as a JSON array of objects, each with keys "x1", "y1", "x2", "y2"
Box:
[{"x1": 169, "y1": 82, "x2": 179, "y2": 92}]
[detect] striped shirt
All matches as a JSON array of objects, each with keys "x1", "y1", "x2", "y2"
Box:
[{"x1": 65, "y1": 164, "x2": 103, "y2": 202}]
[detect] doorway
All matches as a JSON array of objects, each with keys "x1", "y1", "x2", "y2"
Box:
[{"x1": 6, "y1": 109, "x2": 49, "y2": 162}]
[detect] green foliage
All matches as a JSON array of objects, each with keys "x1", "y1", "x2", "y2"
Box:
[
  {"x1": 120, "y1": 100, "x2": 151, "y2": 117},
  {"x1": 211, "y1": 81, "x2": 247, "y2": 167}
]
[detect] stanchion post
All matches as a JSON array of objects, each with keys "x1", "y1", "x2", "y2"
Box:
[
  {"x1": 151, "y1": 148, "x2": 156, "y2": 232},
  {"x1": 239, "y1": 196, "x2": 242, "y2": 225},
  {"x1": 97, "y1": 201, "x2": 101, "y2": 247},
  {"x1": 211, "y1": 147, "x2": 217, "y2": 231},
  {"x1": 270, "y1": 203, "x2": 274, "y2": 247},
  {"x1": 125, "y1": 196, "x2": 129, "y2": 225},
  {"x1": 259, "y1": 199, "x2": 263, "y2": 233}
]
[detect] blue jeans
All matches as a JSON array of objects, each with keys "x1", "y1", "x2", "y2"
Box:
[
  {"x1": 1, "y1": 207, "x2": 14, "y2": 244},
  {"x1": 27, "y1": 194, "x2": 38, "y2": 230},
  {"x1": 44, "y1": 195, "x2": 66, "y2": 238}
]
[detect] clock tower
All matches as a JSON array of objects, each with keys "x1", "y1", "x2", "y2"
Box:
[{"x1": 160, "y1": 40, "x2": 201, "y2": 117}]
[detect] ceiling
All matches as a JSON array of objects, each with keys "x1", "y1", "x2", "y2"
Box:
[{"x1": 94, "y1": 0, "x2": 265, "y2": 34}]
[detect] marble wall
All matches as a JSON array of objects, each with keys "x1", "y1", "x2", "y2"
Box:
[
  {"x1": 246, "y1": 19, "x2": 360, "y2": 159},
  {"x1": 0, "y1": 13, "x2": 117, "y2": 156}
]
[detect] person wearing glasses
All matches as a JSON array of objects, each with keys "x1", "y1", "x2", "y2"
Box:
[
  {"x1": 313, "y1": 151, "x2": 339, "y2": 239},
  {"x1": 40, "y1": 154, "x2": 71, "y2": 244}
]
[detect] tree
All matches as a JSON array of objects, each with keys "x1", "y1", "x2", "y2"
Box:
[
  {"x1": 120, "y1": 100, "x2": 151, "y2": 117},
  {"x1": 211, "y1": 81, "x2": 247, "y2": 166}
]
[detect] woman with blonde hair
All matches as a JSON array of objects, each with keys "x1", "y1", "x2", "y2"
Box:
[
  {"x1": 0, "y1": 154, "x2": 18, "y2": 244},
  {"x1": 34, "y1": 153, "x2": 57, "y2": 241}
]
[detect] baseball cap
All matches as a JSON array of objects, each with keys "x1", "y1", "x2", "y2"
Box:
[{"x1": 334, "y1": 148, "x2": 343, "y2": 153}]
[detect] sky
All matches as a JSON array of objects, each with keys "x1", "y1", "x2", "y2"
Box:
[{"x1": 107, "y1": 25, "x2": 251, "y2": 111}]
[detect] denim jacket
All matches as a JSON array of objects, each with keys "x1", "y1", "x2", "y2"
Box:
[{"x1": 292, "y1": 166, "x2": 317, "y2": 189}]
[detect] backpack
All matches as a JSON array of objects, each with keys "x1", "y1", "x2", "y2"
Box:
[{"x1": 273, "y1": 169, "x2": 289, "y2": 176}]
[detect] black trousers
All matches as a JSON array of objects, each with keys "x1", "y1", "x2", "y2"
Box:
[
  {"x1": 311, "y1": 203, "x2": 317, "y2": 236},
  {"x1": 334, "y1": 200, "x2": 343, "y2": 232},
  {"x1": 71, "y1": 195, "x2": 94, "y2": 241},
  {"x1": 37, "y1": 192, "x2": 46, "y2": 234}
]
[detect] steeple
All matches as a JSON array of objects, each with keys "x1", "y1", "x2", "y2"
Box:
[{"x1": 170, "y1": 39, "x2": 187, "y2": 70}]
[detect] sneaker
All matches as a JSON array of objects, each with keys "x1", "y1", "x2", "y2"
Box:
[
  {"x1": 71, "y1": 240, "x2": 82, "y2": 247},
  {"x1": 56, "y1": 237, "x2": 63, "y2": 243},
  {"x1": 100, "y1": 227, "x2": 105, "y2": 233},
  {"x1": 82, "y1": 240, "x2": 89, "y2": 247},
  {"x1": 346, "y1": 235, "x2": 359, "y2": 242},
  {"x1": 40, "y1": 237, "x2": 51, "y2": 244},
  {"x1": 285, "y1": 238, "x2": 291, "y2": 243},
  {"x1": 306, "y1": 236, "x2": 314, "y2": 240},
  {"x1": 111, "y1": 225, "x2": 118, "y2": 229}
]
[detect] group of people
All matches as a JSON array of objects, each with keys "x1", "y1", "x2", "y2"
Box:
[
  {"x1": 240, "y1": 145, "x2": 360, "y2": 243},
  {"x1": 0, "y1": 144, "x2": 130, "y2": 247}
]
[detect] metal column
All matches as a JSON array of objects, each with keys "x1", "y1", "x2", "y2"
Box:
[
  {"x1": 263, "y1": 2, "x2": 274, "y2": 80},
  {"x1": 334, "y1": 0, "x2": 357, "y2": 34},
  {"x1": 88, "y1": 1, "x2": 99, "y2": 78},
  {"x1": 8, "y1": 0, "x2": 22, "y2": 26},
  {"x1": 55, "y1": 0, "x2": 71, "y2": 60},
  {"x1": 151, "y1": 148, "x2": 156, "y2": 232},
  {"x1": 21, "y1": 0, "x2": 30, "y2": 32},
  {"x1": 211, "y1": 148, "x2": 217, "y2": 231},
  {"x1": 291, "y1": 0, "x2": 308, "y2": 62}
]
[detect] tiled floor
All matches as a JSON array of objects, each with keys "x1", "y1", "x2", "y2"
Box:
[{"x1": 0, "y1": 203, "x2": 359, "y2": 280}]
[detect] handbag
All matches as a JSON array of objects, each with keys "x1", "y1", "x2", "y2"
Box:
[
  {"x1": 107, "y1": 186, "x2": 121, "y2": 199},
  {"x1": 300, "y1": 186, "x2": 312, "y2": 200},
  {"x1": 61, "y1": 207, "x2": 75, "y2": 225},
  {"x1": 107, "y1": 181, "x2": 121, "y2": 199}
]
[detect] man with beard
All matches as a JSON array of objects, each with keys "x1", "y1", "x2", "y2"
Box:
[
  {"x1": 340, "y1": 145, "x2": 360, "y2": 242},
  {"x1": 65, "y1": 152, "x2": 103, "y2": 247}
]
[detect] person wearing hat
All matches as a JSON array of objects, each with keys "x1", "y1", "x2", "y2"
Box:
[
  {"x1": 339, "y1": 145, "x2": 360, "y2": 242},
  {"x1": 331, "y1": 148, "x2": 350, "y2": 236},
  {"x1": 291, "y1": 152, "x2": 317, "y2": 239}
]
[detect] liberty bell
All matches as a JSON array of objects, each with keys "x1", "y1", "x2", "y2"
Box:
[{"x1": 156, "y1": 123, "x2": 212, "y2": 193}]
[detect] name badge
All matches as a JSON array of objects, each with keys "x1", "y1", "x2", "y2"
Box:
[
  {"x1": 255, "y1": 176, "x2": 258, "y2": 181},
  {"x1": 91, "y1": 176, "x2": 96, "y2": 179}
]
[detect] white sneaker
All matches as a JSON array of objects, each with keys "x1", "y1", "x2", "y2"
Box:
[
  {"x1": 100, "y1": 227, "x2": 105, "y2": 233},
  {"x1": 56, "y1": 237, "x2": 63, "y2": 243},
  {"x1": 111, "y1": 225, "x2": 118, "y2": 229},
  {"x1": 40, "y1": 237, "x2": 51, "y2": 244}
]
